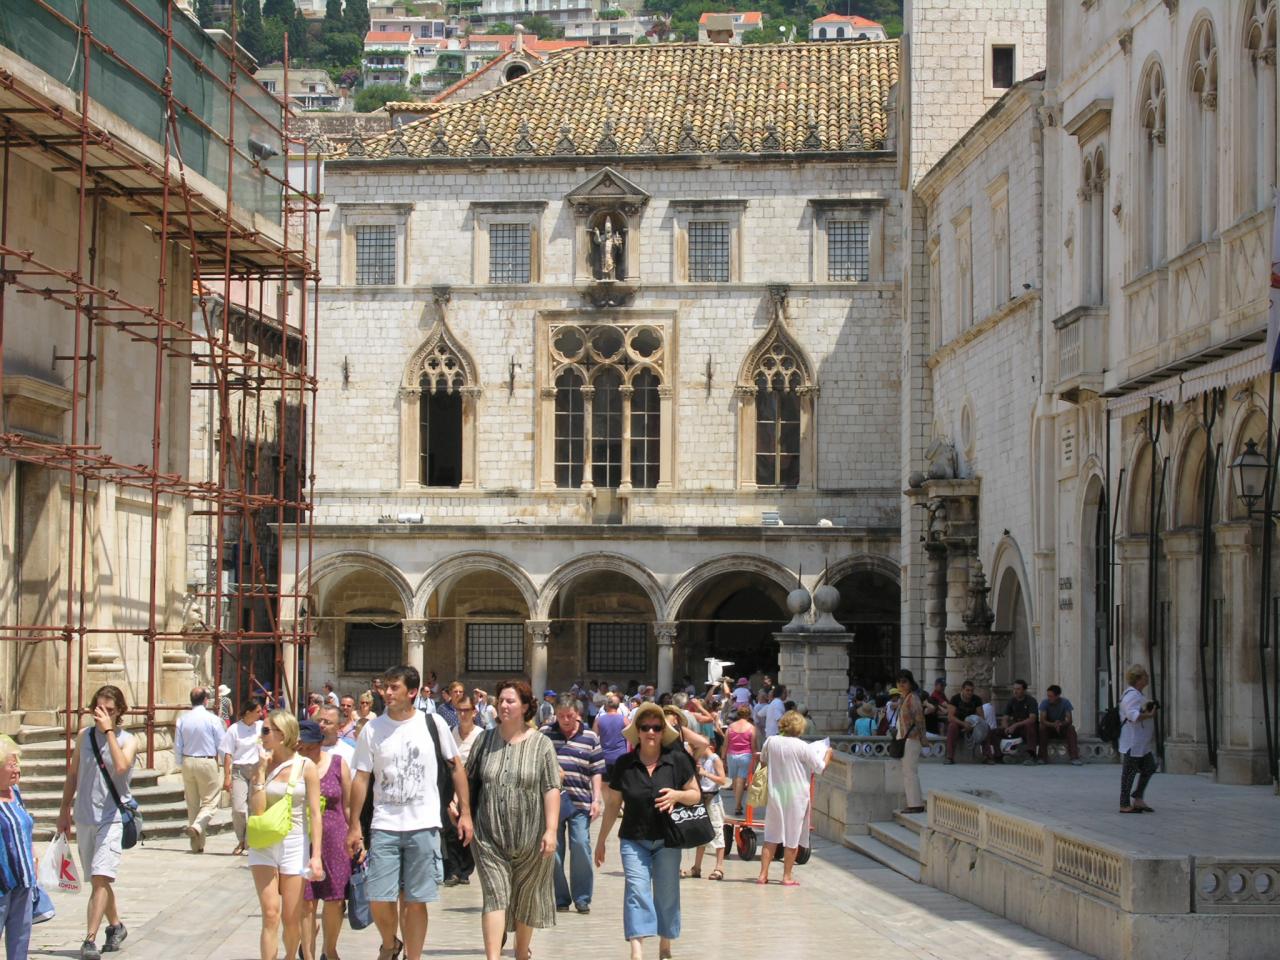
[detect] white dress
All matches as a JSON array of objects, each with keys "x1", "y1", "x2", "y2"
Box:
[{"x1": 760, "y1": 735, "x2": 823, "y2": 849}]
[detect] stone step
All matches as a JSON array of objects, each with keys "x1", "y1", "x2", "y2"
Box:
[
  {"x1": 893, "y1": 809, "x2": 927, "y2": 835},
  {"x1": 846, "y1": 832, "x2": 922, "y2": 883},
  {"x1": 32, "y1": 810, "x2": 233, "y2": 844},
  {"x1": 868, "y1": 820, "x2": 924, "y2": 862},
  {"x1": 15, "y1": 725, "x2": 69, "y2": 745},
  {"x1": 18, "y1": 769, "x2": 165, "y2": 799}
]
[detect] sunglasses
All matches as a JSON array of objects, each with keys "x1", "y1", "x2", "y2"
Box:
[{"x1": 637, "y1": 723, "x2": 664, "y2": 733}]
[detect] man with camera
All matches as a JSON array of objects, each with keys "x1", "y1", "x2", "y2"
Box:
[{"x1": 1118, "y1": 664, "x2": 1159, "y2": 813}]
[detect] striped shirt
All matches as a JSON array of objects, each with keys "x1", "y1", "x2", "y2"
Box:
[
  {"x1": 541, "y1": 722, "x2": 604, "y2": 814},
  {"x1": 0, "y1": 787, "x2": 35, "y2": 894}
]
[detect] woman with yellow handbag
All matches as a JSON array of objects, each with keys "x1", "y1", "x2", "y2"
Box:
[{"x1": 247, "y1": 712, "x2": 325, "y2": 960}]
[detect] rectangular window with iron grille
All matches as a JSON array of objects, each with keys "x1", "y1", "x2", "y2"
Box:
[
  {"x1": 466, "y1": 622, "x2": 525, "y2": 672},
  {"x1": 489, "y1": 223, "x2": 531, "y2": 283},
  {"x1": 354, "y1": 225, "x2": 397, "y2": 285},
  {"x1": 687, "y1": 220, "x2": 730, "y2": 282},
  {"x1": 828, "y1": 219, "x2": 870, "y2": 281},
  {"x1": 344, "y1": 621, "x2": 403, "y2": 673},
  {"x1": 587, "y1": 623, "x2": 647, "y2": 674}
]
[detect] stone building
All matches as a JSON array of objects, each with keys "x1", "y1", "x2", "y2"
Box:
[
  {"x1": 291, "y1": 41, "x2": 905, "y2": 705},
  {"x1": 1038, "y1": 0, "x2": 1276, "y2": 784}
]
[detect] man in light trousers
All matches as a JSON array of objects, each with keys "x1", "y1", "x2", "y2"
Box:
[{"x1": 175, "y1": 686, "x2": 226, "y2": 853}]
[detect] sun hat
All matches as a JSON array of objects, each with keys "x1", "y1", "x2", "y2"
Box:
[
  {"x1": 217, "y1": 684, "x2": 231, "y2": 698},
  {"x1": 297, "y1": 719, "x2": 324, "y2": 744},
  {"x1": 857, "y1": 702, "x2": 876, "y2": 719},
  {"x1": 888, "y1": 687, "x2": 901, "y2": 696},
  {"x1": 622, "y1": 702, "x2": 680, "y2": 747},
  {"x1": 736, "y1": 677, "x2": 750, "y2": 687}
]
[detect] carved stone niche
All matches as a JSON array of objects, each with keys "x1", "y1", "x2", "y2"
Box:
[{"x1": 566, "y1": 167, "x2": 649, "y2": 299}]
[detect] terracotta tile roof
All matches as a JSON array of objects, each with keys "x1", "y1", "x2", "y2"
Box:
[
  {"x1": 384, "y1": 101, "x2": 445, "y2": 113},
  {"x1": 365, "y1": 31, "x2": 412, "y2": 43},
  {"x1": 812, "y1": 13, "x2": 881, "y2": 26},
  {"x1": 699, "y1": 11, "x2": 762, "y2": 25},
  {"x1": 337, "y1": 40, "x2": 898, "y2": 160}
]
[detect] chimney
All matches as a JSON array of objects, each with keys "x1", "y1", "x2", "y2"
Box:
[
  {"x1": 514, "y1": 23, "x2": 525, "y2": 54},
  {"x1": 704, "y1": 14, "x2": 734, "y2": 44}
]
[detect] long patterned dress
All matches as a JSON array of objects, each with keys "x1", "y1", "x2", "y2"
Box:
[
  {"x1": 468, "y1": 729, "x2": 561, "y2": 930},
  {"x1": 304, "y1": 755, "x2": 351, "y2": 902}
]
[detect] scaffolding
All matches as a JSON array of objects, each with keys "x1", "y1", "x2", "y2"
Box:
[{"x1": 0, "y1": 0, "x2": 318, "y2": 763}]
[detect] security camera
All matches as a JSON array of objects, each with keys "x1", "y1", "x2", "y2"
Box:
[{"x1": 248, "y1": 137, "x2": 280, "y2": 162}]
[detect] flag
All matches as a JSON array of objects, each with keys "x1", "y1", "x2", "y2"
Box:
[{"x1": 1269, "y1": 189, "x2": 1280, "y2": 371}]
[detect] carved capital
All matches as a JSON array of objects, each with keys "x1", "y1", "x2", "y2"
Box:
[
  {"x1": 403, "y1": 619, "x2": 429, "y2": 646},
  {"x1": 460, "y1": 385, "x2": 484, "y2": 399},
  {"x1": 618, "y1": 385, "x2": 635, "y2": 399},
  {"x1": 1257, "y1": 48, "x2": 1277, "y2": 67},
  {"x1": 526, "y1": 620, "x2": 553, "y2": 644},
  {"x1": 402, "y1": 387, "x2": 422, "y2": 400},
  {"x1": 657, "y1": 385, "x2": 674, "y2": 399},
  {"x1": 734, "y1": 384, "x2": 758, "y2": 400},
  {"x1": 540, "y1": 386, "x2": 558, "y2": 399},
  {"x1": 580, "y1": 386, "x2": 596, "y2": 401},
  {"x1": 653, "y1": 621, "x2": 678, "y2": 644},
  {"x1": 1201, "y1": 90, "x2": 1217, "y2": 111}
]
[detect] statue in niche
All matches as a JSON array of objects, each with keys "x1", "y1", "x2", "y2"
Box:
[{"x1": 591, "y1": 215, "x2": 626, "y2": 281}]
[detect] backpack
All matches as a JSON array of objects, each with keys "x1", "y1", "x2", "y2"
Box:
[
  {"x1": 422, "y1": 712, "x2": 455, "y2": 823},
  {"x1": 1098, "y1": 706, "x2": 1121, "y2": 744}
]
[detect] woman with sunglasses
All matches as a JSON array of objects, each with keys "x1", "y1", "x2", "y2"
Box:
[
  {"x1": 248, "y1": 710, "x2": 324, "y2": 960},
  {"x1": 594, "y1": 702, "x2": 701, "y2": 960}
]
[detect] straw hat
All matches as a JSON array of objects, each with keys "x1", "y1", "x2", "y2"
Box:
[
  {"x1": 856, "y1": 702, "x2": 876, "y2": 719},
  {"x1": 622, "y1": 701, "x2": 680, "y2": 747}
]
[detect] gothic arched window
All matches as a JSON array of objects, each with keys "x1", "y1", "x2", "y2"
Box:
[
  {"x1": 1185, "y1": 18, "x2": 1218, "y2": 246},
  {"x1": 400, "y1": 315, "x2": 481, "y2": 489},
  {"x1": 736, "y1": 296, "x2": 817, "y2": 490},
  {"x1": 1137, "y1": 61, "x2": 1167, "y2": 271},
  {"x1": 1240, "y1": 0, "x2": 1277, "y2": 216},
  {"x1": 1080, "y1": 147, "x2": 1107, "y2": 305},
  {"x1": 544, "y1": 322, "x2": 669, "y2": 491}
]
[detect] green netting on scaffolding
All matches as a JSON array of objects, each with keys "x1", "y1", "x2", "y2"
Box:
[{"x1": 0, "y1": 0, "x2": 284, "y2": 226}]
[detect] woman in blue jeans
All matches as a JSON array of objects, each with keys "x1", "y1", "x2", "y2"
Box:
[
  {"x1": 594, "y1": 703, "x2": 700, "y2": 960},
  {"x1": 0, "y1": 735, "x2": 36, "y2": 959}
]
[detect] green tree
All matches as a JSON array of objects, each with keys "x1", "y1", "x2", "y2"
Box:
[
  {"x1": 237, "y1": 0, "x2": 266, "y2": 62},
  {"x1": 321, "y1": 31, "x2": 363, "y2": 66},
  {"x1": 344, "y1": 0, "x2": 370, "y2": 36},
  {"x1": 355, "y1": 83, "x2": 409, "y2": 112},
  {"x1": 485, "y1": 21, "x2": 515, "y2": 34},
  {"x1": 325, "y1": 0, "x2": 344, "y2": 27},
  {"x1": 196, "y1": 0, "x2": 215, "y2": 27},
  {"x1": 519, "y1": 15, "x2": 562, "y2": 38},
  {"x1": 263, "y1": 0, "x2": 293, "y2": 19},
  {"x1": 261, "y1": 17, "x2": 286, "y2": 62}
]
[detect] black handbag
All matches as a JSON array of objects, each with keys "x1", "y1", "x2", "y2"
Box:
[
  {"x1": 886, "y1": 735, "x2": 906, "y2": 759},
  {"x1": 663, "y1": 800, "x2": 716, "y2": 849},
  {"x1": 88, "y1": 730, "x2": 142, "y2": 848}
]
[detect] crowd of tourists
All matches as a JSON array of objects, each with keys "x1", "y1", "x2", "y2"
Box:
[{"x1": 0, "y1": 662, "x2": 1162, "y2": 960}]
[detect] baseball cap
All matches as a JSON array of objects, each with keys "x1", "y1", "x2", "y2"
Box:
[
  {"x1": 544, "y1": 689, "x2": 556, "y2": 697},
  {"x1": 298, "y1": 720, "x2": 324, "y2": 744}
]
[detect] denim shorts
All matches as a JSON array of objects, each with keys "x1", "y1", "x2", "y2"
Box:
[
  {"x1": 726, "y1": 753, "x2": 752, "y2": 780},
  {"x1": 366, "y1": 827, "x2": 441, "y2": 904}
]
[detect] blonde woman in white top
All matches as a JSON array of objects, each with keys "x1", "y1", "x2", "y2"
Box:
[
  {"x1": 1118, "y1": 665, "x2": 1159, "y2": 814},
  {"x1": 249, "y1": 710, "x2": 325, "y2": 960}
]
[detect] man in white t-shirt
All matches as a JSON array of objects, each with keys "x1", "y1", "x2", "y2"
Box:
[
  {"x1": 764, "y1": 685, "x2": 787, "y2": 739},
  {"x1": 347, "y1": 666, "x2": 472, "y2": 960}
]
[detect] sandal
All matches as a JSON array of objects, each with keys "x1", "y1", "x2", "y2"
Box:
[
  {"x1": 1118, "y1": 806, "x2": 1140, "y2": 814},
  {"x1": 681, "y1": 867, "x2": 701, "y2": 879},
  {"x1": 707, "y1": 869, "x2": 724, "y2": 881},
  {"x1": 1133, "y1": 801, "x2": 1155, "y2": 813},
  {"x1": 781, "y1": 879, "x2": 800, "y2": 887}
]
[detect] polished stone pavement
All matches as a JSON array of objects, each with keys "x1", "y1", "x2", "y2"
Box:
[
  {"x1": 918, "y1": 762, "x2": 1280, "y2": 857},
  {"x1": 29, "y1": 825, "x2": 1091, "y2": 960}
]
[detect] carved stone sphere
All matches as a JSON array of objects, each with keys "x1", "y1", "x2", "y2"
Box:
[
  {"x1": 786, "y1": 587, "x2": 812, "y2": 616},
  {"x1": 812, "y1": 583, "x2": 840, "y2": 615},
  {"x1": 907, "y1": 470, "x2": 927, "y2": 489}
]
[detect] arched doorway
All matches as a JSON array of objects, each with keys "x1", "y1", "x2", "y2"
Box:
[
  {"x1": 674, "y1": 571, "x2": 789, "y2": 689},
  {"x1": 993, "y1": 566, "x2": 1032, "y2": 700},
  {"x1": 542, "y1": 566, "x2": 660, "y2": 690},
  {"x1": 1080, "y1": 477, "x2": 1112, "y2": 733},
  {"x1": 309, "y1": 564, "x2": 409, "y2": 699},
  {"x1": 831, "y1": 568, "x2": 900, "y2": 690},
  {"x1": 426, "y1": 566, "x2": 532, "y2": 687}
]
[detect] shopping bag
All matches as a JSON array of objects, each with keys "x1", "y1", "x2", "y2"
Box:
[
  {"x1": 39, "y1": 833, "x2": 81, "y2": 894},
  {"x1": 346, "y1": 861, "x2": 372, "y2": 931}
]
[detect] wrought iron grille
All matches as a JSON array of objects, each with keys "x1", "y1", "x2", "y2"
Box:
[
  {"x1": 687, "y1": 220, "x2": 730, "y2": 282},
  {"x1": 344, "y1": 622, "x2": 402, "y2": 673},
  {"x1": 466, "y1": 622, "x2": 525, "y2": 672},
  {"x1": 354, "y1": 225, "x2": 396, "y2": 285},
  {"x1": 587, "y1": 623, "x2": 647, "y2": 673},
  {"x1": 828, "y1": 219, "x2": 870, "y2": 281},
  {"x1": 489, "y1": 223, "x2": 531, "y2": 283}
]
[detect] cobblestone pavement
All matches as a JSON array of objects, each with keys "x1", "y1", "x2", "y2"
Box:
[{"x1": 30, "y1": 825, "x2": 1092, "y2": 960}]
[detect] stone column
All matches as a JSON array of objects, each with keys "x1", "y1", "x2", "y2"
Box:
[
  {"x1": 580, "y1": 386, "x2": 595, "y2": 491},
  {"x1": 618, "y1": 384, "x2": 634, "y2": 492},
  {"x1": 776, "y1": 631, "x2": 854, "y2": 735},
  {"x1": 402, "y1": 619, "x2": 428, "y2": 681},
  {"x1": 461, "y1": 386, "x2": 482, "y2": 488},
  {"x1": 944, "y1": 549, "x2": 972, "y2": 690},
  {"x1": 654, "y1": 622, "x2": 678, "y2": 695},
  {"x1": 925, "y1": 545, "x2": 948, "y2": 680},
  {"x1": 1214, "y1": 522, "x2": 1270, "y2": 784},
  {"x1": 657, "y1": 385, "x2": 674, "y2": 490},
  {"x1": 1162, "y1": 531, "x2": 1206, "y2": 774},
  {"x1": 527, "y1": 621, "x2": 552, "y2": 696}
]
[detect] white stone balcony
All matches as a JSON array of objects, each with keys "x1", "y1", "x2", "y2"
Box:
[
  {"x1": 1168, "y1": 238, "x2": 1220, "y2": 357},
  {"x1": 1121, "y1": 266, "x2": 1167, "y2": 380},
  {"x1": 1053, "y1": 305, "x2": 1108, "y2": 402},
  {"x1": 1221, "y1": 206, "x2": 1273, "y2": 334}
]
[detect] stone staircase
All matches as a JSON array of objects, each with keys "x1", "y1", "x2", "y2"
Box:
[
  {"x1": 848, "y1": 809, "x2": 926, "y2": 882},
  {"x1": 15, "y1": 725, "x2": 231, "y2": 843}
]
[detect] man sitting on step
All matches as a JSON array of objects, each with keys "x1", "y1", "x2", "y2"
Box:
[
  {"x1": 989, "y1": 680, "x2": 1039, "y2": 764},
  {"x1": 1038, "y1": 685, "x2": 1084, "y2": 766},
  {"x1": 944, "y1": 680, "x2": 995, "y2": 764}
]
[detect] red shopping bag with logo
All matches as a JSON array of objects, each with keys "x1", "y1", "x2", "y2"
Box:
[{"x1": 38, "y1": 833, "x2": 81, "y2": 894}]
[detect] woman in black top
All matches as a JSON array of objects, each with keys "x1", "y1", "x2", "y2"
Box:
[{"x1": 594, "y1": 702, "x2": 700, "y2": 960}]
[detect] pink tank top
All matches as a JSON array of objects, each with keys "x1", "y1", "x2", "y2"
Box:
[{"x1": 726, "y1": 725, "x2": 754, "y2": 756}]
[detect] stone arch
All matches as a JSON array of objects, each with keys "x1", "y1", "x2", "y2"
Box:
[
  {"x1": 413, "y1": 551, "x2": 538, "y2": 619},
  {"x1": 1123, "y1": 439, "x2": 1160, "y2": 536},
  {"x1": 736, "y1": 315, "x2": 817, "y2": 392},
  {"x1": 402, "y1": 318, "x2": 480, "y2": 392},
  {"x1": 536, "y1": 552, "x2": 665, "y2": 621},
  {"x1": 813, "y1": 553, "x2": 900, "y2": 589},
  {"x1": 1182, "y1": 12, "x2": 1219, "y2": 245},
  {"x1": 303, "y1": 550, "x2": 413, "y2": 617},
  {"x1": 401, "y1": 315, "x2": 482, "y2": 489},
  {"x1": 665, "y1": 554, "x2": 796, "y2": 620},
  {"x1": 1079, "y1": 470, "x2": 1111, "y2": 723},
  {"x1": 990, "y1": 537, "x2": 1035, "y2": 692},
  {"x1": 1172, "y1": 422, "x2": 1211, "y2": 529}
]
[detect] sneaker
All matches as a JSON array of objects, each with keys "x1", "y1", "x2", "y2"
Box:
[
  {"x1": 1071, "y1": 758, "x2": 1083, "y2": 766},
  {"x1": 81, "y1": 941, "x2": 101, "y2": 960},
  {"x1": 103, "y1": 923, "x2": 127, "y2": 951},
  {"x1": 575, "y1": 903, "x2": 591, "y2": 914},
  {"x1": 443, "y1": 876, "x2": 461, "y2": 887},
  {"x1": 557, "y1": 904, "x2": 571, "y2": 913}
]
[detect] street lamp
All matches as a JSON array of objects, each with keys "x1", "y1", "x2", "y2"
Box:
[{"x1": 1230, "y1": 439, "x2": 1270, "y2": 513}]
